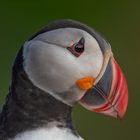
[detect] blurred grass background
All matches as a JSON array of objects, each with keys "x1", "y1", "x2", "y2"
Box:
[{"x1": 0, "y1": 0, "x2": 139, "y2": 140}]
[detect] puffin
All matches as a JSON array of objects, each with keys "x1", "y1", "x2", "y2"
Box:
[{"x1": 0, "y1": 19, "x2": 128, "y2": 140}]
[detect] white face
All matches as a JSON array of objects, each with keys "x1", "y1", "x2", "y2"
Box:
[{"x1": 23, "y1": 28, "x2": 103, "y2": 105}]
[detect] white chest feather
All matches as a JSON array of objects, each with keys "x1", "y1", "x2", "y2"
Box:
[{"x1": 10, "y1": 127, "x2": 84, "y2": 140}]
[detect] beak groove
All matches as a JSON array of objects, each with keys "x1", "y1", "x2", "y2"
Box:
[{"x1": 79, "y1": 55, "x2": 128, "y2": 119}]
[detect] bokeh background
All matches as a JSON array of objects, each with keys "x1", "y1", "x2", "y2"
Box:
[{"x1": 0, "y1": 0, "x2": 139, "y2": 140}]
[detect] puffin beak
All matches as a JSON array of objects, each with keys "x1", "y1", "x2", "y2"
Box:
[{"x1": 77, "y1": 57, "x2": 128, "y2": 119}]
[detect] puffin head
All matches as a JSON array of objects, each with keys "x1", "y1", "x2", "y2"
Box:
[{"x1": 23, "y1": 19, "x2": 128, "y2": 119}]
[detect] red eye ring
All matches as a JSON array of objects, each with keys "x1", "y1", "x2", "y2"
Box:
[{"x1": 67, "y1": 37, "x2": 85, "y2": 57}]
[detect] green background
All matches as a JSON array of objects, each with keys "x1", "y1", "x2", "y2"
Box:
[{"x1": 0, "y1": 0, "x2": 139, "y2": 140}]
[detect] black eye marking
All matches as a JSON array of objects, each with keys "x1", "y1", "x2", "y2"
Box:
[{"x1": 67, "y1": 37, "x2": 85, "y2": 57}]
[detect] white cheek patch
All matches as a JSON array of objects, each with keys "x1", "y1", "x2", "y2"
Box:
[
  {"x1": 23, "y1": 28, "x2": 103, "y2": 105},
  {"x1": 23, "y1": 40, "x2": 83, "y2": 92},
  {"x1": 23, "y1": 40, "x2": 86, "y2": 105}
]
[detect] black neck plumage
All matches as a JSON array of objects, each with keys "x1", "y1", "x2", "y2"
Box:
[{"x1": 0, "y1": 48, "x2": 78, "y2": 139}]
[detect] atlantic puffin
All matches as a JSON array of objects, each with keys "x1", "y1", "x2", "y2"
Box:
[{"x1": 0, "y1": 19, "x2": 128, "y2": 140}]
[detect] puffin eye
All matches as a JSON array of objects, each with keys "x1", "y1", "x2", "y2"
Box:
[{"x1": 67, "y1": 37, "x2": 85, "y2": 57}]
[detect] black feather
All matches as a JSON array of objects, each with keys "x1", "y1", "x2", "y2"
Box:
[{"x1": 0, "y1": 47, "x2": 78, "y2": 139}]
